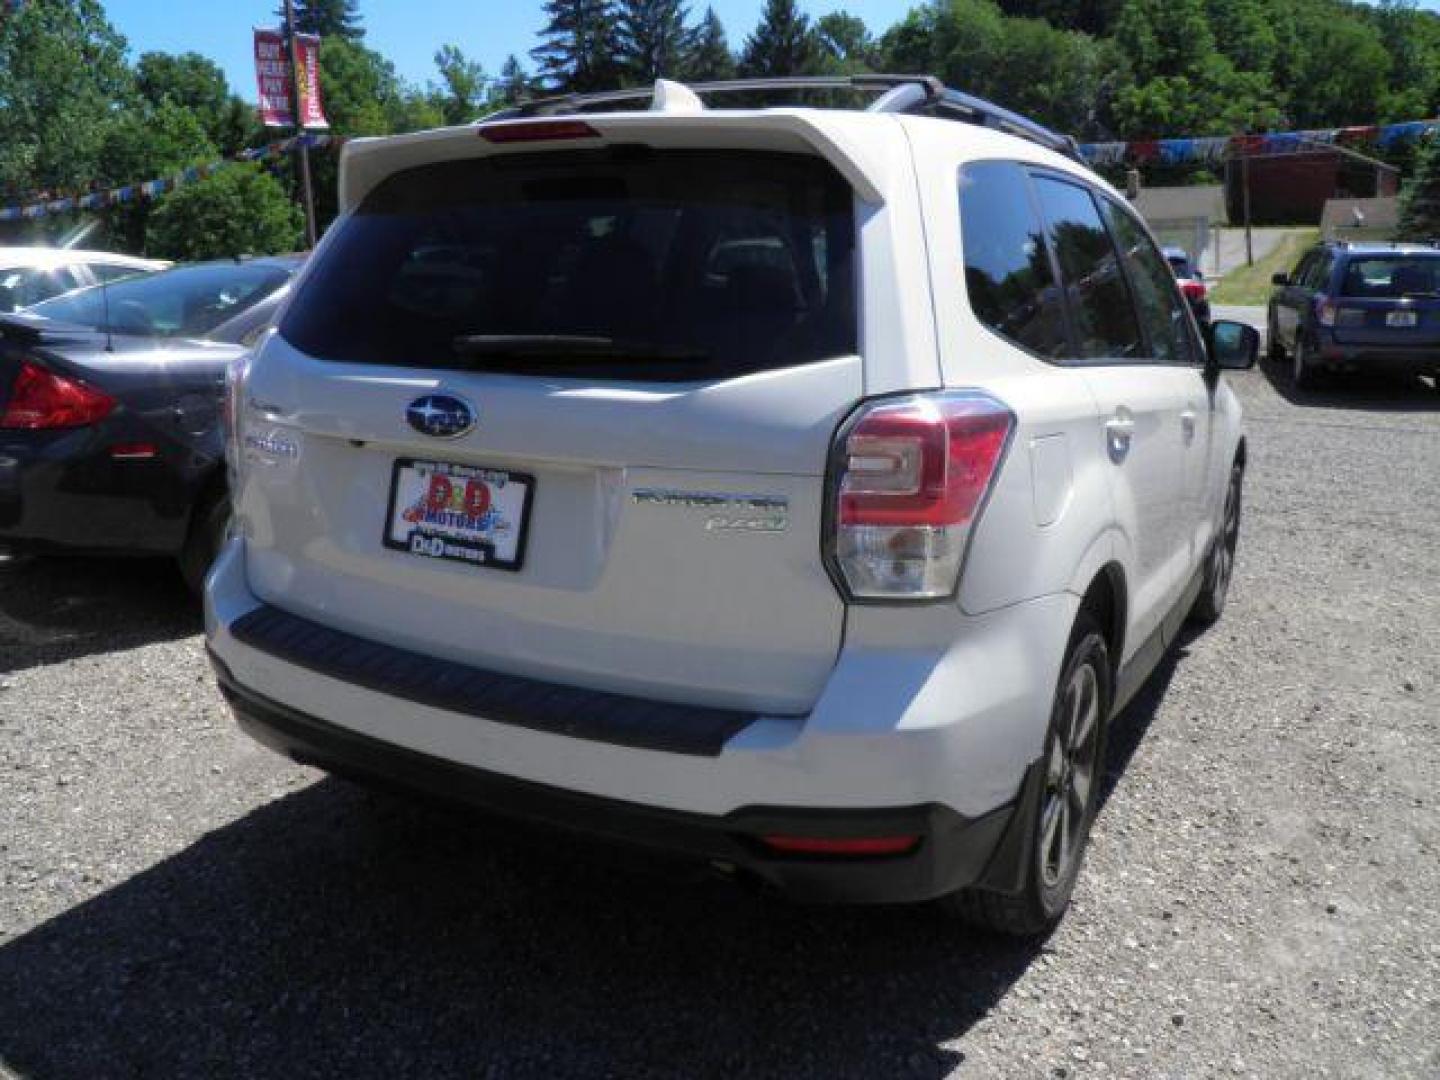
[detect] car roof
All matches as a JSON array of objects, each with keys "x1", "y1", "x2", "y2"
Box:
[
  {"x1": 1162, "y1": 247, "x2": 1190, "y2": 258},
  {"x1": 1323, "y1": 241, "x2": 1440, "y2": 257},
  {"x1": 161, "y1": 254, "x2": 307, "y2": 273},
  {"x1": 0, "y1": 247, "x2": 168, "y2": 271}
]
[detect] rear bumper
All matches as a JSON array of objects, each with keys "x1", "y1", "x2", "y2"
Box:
[
  {"x1": 212, "y1": 653, "x2": 1019, "y2": 903},
  {"x1": 0, "y1": 428, "x2": 196, "y2": 555},
  {"x1": 205, "y1": 539, "x2": 1070, "y2": 902},
  {"x1": 1316, "y1": 337, "x2": 1440, "y2": 373}
]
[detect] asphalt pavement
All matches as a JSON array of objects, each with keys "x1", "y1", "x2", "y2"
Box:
[{"x1": 1, "y1": 361, "x2": 1437, "y2": 1078}]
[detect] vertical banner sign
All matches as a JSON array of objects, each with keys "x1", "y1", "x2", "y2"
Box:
[
  {"x1": 253, "y1": 28, "x2": 293, "y2": 128},
  {"x1": 294, "y1": 33, "x2": 329, "y2": 130}
]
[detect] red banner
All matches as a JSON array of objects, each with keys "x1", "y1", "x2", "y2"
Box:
[{"x1": 254, "y1": 28, "x2": 329, "y2": 130}]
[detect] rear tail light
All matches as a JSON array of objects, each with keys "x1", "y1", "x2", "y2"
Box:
[
  {"x1": 0, "y1": 361, "x2": 114, "y2": 429},
  {"x1": 1315, "y1": 295, "x2": 1337, "y2": 327},
  {"x1": 222, "y1": 352, "x2": 251, "y2": 492},
  {"x1": 479, "y1": 119, "x2": 600, "y2": 144},
  {"x1": 1179, "y1": 279, "x2": 1207, "y2": 301},
  {"x1": 759, "y1": 835, "x2": 920, "y2": 857},
  {"x1": 826, "y1": 391, "x2": 1014, "y2": 601}
]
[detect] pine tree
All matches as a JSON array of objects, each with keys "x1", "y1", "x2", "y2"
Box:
[
  {"x1": 278, "y1": 0, "x2": 364, "y2": 40},
  {"x1": 496, "y1": 54, "x2": 535, "y2": 106},
  {"x1": 530, "y1": 0, "x2": 623, "y2": 93},
  {"x1": 681, "y1": 7, "x2": 735, "y2": 81},
  {"x1": 1398, "y1": 135, "x2": 1440, "y2": 241},
  {"x1": 617, "y1": 0, "x2": 690, "y2": 84},
  {"x1": 739, "y1": 0, "x2": 817, "y2": 78}
]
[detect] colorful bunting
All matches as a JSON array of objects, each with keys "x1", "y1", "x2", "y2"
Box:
[
  {"x1": 0, "y1": 132, "x2": 342, "y2": 223},
  {"x1": 1079, "y1": 118, "x2": 1439, "y2": 166}
]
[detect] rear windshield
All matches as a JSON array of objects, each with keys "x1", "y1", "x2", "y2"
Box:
[
  {"x1": 280, "y1": 149, "x2": 857, "y2": 380},
  {"x1": 1339, "y1": 256, "x2": 1440, "y2": 299},
  {"x1": 26, "y1": 263, "x2": 291, "y2": 339}
]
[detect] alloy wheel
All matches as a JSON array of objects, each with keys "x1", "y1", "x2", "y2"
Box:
[{"x1": 1039, "y1": 660, "x2": 1102, "y2": 889}]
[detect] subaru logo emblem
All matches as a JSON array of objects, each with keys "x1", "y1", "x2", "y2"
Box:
[{"x1": 406, "y1": 393, "x2": 476, "y2": 439}]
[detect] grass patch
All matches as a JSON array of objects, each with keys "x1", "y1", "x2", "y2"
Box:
[{"x1": 1210, "y1": 229, "x2": 1319, "y2": 306}]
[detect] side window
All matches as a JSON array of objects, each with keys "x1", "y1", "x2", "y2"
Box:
[
  {"x1": 1306, "y1": 253, "x2": 1335, "y2": 290},
  {"x1": 1032, "y1": 175, "x2": 1144, "y2": 361},
  {"x1": 0, "y1": 266, "x2": 82, "y2": 309},
  {"x1": 91, "y1": 263, "x2": 148, "y2": 284},
  {"x1": 1291, "y1": 252, "x2": 1318, "y2": 288},
  {"x1": 1100, "y1": 199, "x2": 1199, "y2": 365},
  {"x1": 959, "y1": 161, "x2": 1069, "y2": 359}
]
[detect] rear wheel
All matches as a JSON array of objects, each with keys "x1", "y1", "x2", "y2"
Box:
[
  {"x1": 1267, "y1": 310, "x2": 1285, "y2": 363},
  {"x1": 178, "y1": 488, "x2": 230, "y2": 596},
  {"x1": 946, "y1": 615, "x2": 1110, "y2": 936},
  {"x1": 1292, "y1": 336, "x2": 1316, "y2": 389},
  {"x1": 1191, "y1": 462, "x2": 1242, "y2": 625}
]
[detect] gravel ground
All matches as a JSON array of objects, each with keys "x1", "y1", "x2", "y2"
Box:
[{"x1": 2, "y1": 361, "x2": 1438, "y2": 1079}]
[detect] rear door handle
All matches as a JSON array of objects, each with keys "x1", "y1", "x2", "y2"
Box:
[
  {"x1": 1104, "y1": 412, "x2": 1135, "y2": 463},
  {"x1": 1180, "y1": 409, "x2": 1197, "y2": 443}
]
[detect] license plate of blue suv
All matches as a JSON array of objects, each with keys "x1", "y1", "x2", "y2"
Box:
[{"x1": 384, "y1": 458, "x2": 534, "y2": 571}]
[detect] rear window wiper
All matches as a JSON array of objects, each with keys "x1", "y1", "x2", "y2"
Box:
[{"x1": 450, "y1": 334, "x2": 710, "y2": 363}]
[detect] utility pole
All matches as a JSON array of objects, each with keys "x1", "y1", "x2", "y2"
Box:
[
  {"x1": 283, "y1": 0, "x2": 319, "y2": 248},
  {"x1": 1242, "y1": 152, "x2": 1254, "y2": 267}
]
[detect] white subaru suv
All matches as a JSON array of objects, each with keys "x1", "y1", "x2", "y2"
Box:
[{"x1": 206, "y1": 76, "x2": 1257, "y2": 935}]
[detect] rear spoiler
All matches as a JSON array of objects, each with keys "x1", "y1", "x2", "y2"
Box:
[
  {"x1": 0, "y1": 314, "x2": 99, "y2": 344},
  {"x1": 339, "y1": 108, "x2": 894, "y2": 213}
]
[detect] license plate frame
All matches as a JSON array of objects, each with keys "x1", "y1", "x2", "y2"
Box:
[
  {"x1": 1386, "y1": 309, "x2": 1419, "y2": 328},
  {"x1": 383, "y1": 458, "x2": 535, "y2": 572}
]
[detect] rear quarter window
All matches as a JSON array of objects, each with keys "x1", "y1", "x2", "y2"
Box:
[
  {"x1": 280, "y1": 149, "x2": 857, "y2": 381},
  {"x1": 959, "y1": 161, "x2": 1068, "y2": 359}
]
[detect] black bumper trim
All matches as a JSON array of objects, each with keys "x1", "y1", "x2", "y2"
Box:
[
  {"x1": 211, "y1": 655, "x2": 1017, "y2": 904},
  {"x1": 229, "y1": 603, "x2": 758, "y2": 757}
]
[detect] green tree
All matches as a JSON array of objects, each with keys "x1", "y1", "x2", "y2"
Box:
[
  {"x1": 531, "y1": 0, "x2": 623, "y2": 92},
  {"x1": 1282, "y1": 10, "x2": 1390, "y2": 128},
  {"x1": 1397, "y1": 135, "x2": 1440, "y2": 239},
  {"x1": 493, "y1": 54, "x2": 537, "y2": 106},
  {"x1": 146, "y1": 164, "x2": 303, "y2": 261},
  {"x1": 135, "y1": 51, "x2": 253, "y2": 156},
  {"x1": 617, "y1": 0, "x2": 690, "y2": 83},
  {"x1": 0, "y1": 0, "x2": 133, "y2": 200},
  {"x1": 434, "y1": 43, "x2": 488, "y2": 124},
  {"x1": 278, "y1": 0, "x2": 364, "y2": 39},
  {"x1": 814, "y1": 12, "x2": 874, "y2": 69},
  {"x1": 97, "y1": 100, "x2": 217, "y2": 251},
  {"x1": 739, "y1": 0, "x2": 818, "y2": 77},
  {"x1": 996, "y1": 0, "x2": 1121, "y2": 35},
  {"x1": 680, "y1": 7, "x2": 735, "y2": 81}
]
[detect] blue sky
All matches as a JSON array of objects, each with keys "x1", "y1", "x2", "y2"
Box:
[{"x1": 102, "y1": 1, "x2": 918, "y2": 100}]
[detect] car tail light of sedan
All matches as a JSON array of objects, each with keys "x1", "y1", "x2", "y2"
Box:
[
  {"x1": 1315, "y1": 295, "x2": 1338, "y2": 327},
  {"x1": 1179, "y1": 279, "x2": 1208, "y2": 302},
  {"x1": 0, "y1": 360, "x2": 115, "y2": 430},
  {"x1": 826, "y1": 391, "x2": 1015, "y2": 601}
]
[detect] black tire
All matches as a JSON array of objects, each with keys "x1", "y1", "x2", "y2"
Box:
[
  {"x1": 1266, "y1": 310, "x2": 1285, "y2": 363},
  {"x1": 1190, "y1": 462, "x2": 1242, "y2": 626},
  {"x1": 178, "y1": 489, "x2": 230, "y2": 596},
  {"x1": 1292, "y1": 336, "x2": 1316, "y2": 389},
  {"x1": 944, "y1": 614, "x2": 1111, "y2": 937}
]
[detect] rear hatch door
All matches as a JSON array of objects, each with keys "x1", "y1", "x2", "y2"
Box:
[
  {"x1": 238, "y1": 136, "x2": 872, "y2": 713},
  {"x1": 1332, "y1": 253, "x2": 1440, "y2": 347}
]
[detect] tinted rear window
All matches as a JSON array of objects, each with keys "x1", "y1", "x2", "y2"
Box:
[
  {"x1": 959, "y1": 161, "x2": 1068, "y2": 359},
  {"x1": 281, "y1": 150, "x2": 857, "y2": 380},
  {"x1": 1339, "y1": 256, "x2": 1440, "y2": 298},
  {"x1": 26, "y1": 263, "x2": 289, "y2": 338}
]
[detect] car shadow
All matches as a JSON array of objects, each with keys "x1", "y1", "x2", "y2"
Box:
[
  {"x1": 0, "y1": 776, "x2": 1049, "y2": 1079},
  {"x1": 0, "y1": 609, "x2": 1202, "y2": 1078},
  {"x1": 1258, "y1": 350, "x2": 1440, "y2": 412},
  {"x1": 1097, "y1": 624, "x2": 1194, "y2": 812},
  {"x1": 0, "y1": 554, "x2": 198, "y2": 675}
]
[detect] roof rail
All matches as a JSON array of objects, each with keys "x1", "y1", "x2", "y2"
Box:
[{"x1": 482, "y1": 75, "x2": 1084, "y2": 163}]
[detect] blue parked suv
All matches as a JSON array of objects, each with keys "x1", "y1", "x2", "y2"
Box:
[{"x1": 1267, "y1": 241, "x2": 1440, "y2": 389}]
